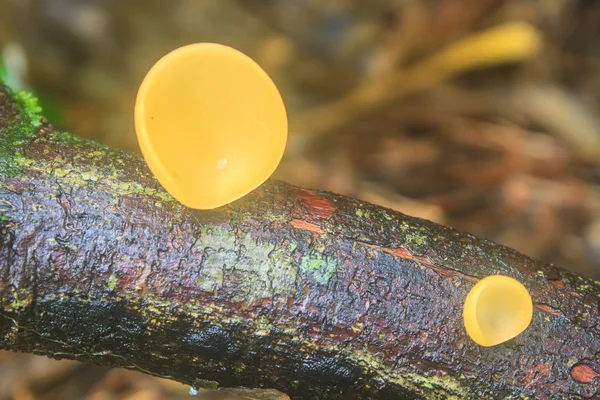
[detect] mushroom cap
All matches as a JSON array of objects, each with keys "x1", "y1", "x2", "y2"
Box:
[
  {"x1": 463, "y1": 275, "x2": 533, "y2": 347},
  {"x1": 134, "y1": 43, "x2": 288, "y2": 209}
]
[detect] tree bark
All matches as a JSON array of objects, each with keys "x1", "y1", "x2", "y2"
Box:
[{"x1": 0, "y1": 82, "x2": 599, "y2": 399}]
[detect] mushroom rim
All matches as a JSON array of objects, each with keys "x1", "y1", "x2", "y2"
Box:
[{"x1": 134, "y1": 43, "x2": 289, "y2": 209}]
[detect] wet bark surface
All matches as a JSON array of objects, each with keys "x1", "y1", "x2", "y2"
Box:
[{"x1": 0, "y1": 83, "x2": 599, "y2": 399}]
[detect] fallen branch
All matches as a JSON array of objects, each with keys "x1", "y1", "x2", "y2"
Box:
[
  {"x1": 0, "y1": 83, "x2": 599, "y2": 399},
  {"x1": 289, "y1": 21, "x2": 542, "y2": 141}
]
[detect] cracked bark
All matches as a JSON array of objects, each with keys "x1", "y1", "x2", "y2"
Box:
[{"x1": 0, "y1": 82, "x2": 599, "y2": 399}]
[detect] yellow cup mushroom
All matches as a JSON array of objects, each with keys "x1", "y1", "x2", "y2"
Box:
[
  {"x1": 134, "y1": 43, "x2": 288, "y2": 209},
  {"x1": 463, "y1": 275, "x2": 533, "y2": 347}
]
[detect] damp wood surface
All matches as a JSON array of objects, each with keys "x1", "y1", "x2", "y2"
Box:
[{"x1": 0, "y1": 83, "x2": 599, "y2": 399}]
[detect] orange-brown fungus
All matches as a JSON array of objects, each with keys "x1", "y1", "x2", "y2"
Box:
[
  {"x1": 463, "y1": 275, "x2": 533, "y2": 346},
  {"x1": 134, "y1": 43, "x2": 288, "y2": 209}
]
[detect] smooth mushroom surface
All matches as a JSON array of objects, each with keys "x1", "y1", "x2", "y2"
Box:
[
  {"x1": 135, "y1": 43, "x2": 288, "y2": 209},
  {"x1": 463, "y1": 275, "x2": 533, "y2": 347}
]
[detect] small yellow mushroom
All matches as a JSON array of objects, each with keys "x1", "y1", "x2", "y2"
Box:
[
  {"x1": 134, "y1": 43, "x2": 288, "y2": 209},
  {"x1": 463, "y1": 275, "x2": 533, "y2": 346}
]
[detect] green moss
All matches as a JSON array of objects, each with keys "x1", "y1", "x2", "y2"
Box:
[
  {"x1": 355, "y1": 209, "x2": 371, "y2": 218},
  {"x1": 80, "y1": 171, "x2": 99, "y2": 182},
  {"x1": 13, "y1": 155, "x2": 34, "y2": 168},
  {"x1": 0, "y1": 85, "x2": 44, "y2": 177},
  {"x1": 407, "y1": 371, "x2": 466, "y2": 398},
  {"x1": 10, "y1": 298, "x2": 27, "y2": 309},
  {"x1": 395, "y1": 221, "x2": 429, "y2": 247},
  {"x1": 53, "y1": 168, "x2": 72, "y2": 178},
  {"x1": 107, "y1": 274, "x2": 118, "y2": 290},
  {"x1": 300, "y1": 250, "x2": 338, "y2": 285},
  {"x1": 38, "y1": 156, "x2": 176, "y2": 206},
  {"x1": 233, "y1": 362, "x2": 247, "y2": 373},
  {"x1": 253, "y1": 315, "x2": 274, "y2": 335},
  {"x1": 339, "y1": 342, "x2": 466, "y2": 399},
  {"x1": 144, "y1": 187, "x2": 173, "y2": 203},
  {"x1": 0, "y1": 86, "x2": 173, "y2": 208},
  {"x1": 14, "y1": 90, "x2": 42, "y2": 128},
  {"x1": 405, "y1": 232, "x2": 428, "y2": 247},
  {"x1": 7, "y1": 286, "x2": 34, "y2": 310}
]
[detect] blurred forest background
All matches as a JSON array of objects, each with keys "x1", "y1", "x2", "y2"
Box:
[{"x1": 0, "y1": 0, "x2": 599, "y2": 399}]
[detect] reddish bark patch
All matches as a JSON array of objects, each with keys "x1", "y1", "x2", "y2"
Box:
[
  {"x1": 535, "y1": 304, "x2": 561, "y2": 317},
  {"x1": 550, "y1": 280, "x2": 564, "y2": 289},
  {"x1": 295, "y1": 188, "x2": 335, "y2": 220},
  {"x1": 523, "y1": 361, "x2": 552, "y2": 387},
  {"x1": 291, "y1": 219, "x2": 323, "y2": 235},
  {"x1": 389, "y1": 247, "x2": 479, "y2": 283},
  {"x1": 571, "y1": 364, "x2": 599, "y2": 383},
  {"x1": 366, "y1": 244, "x2": 479, "y2": 284}
]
